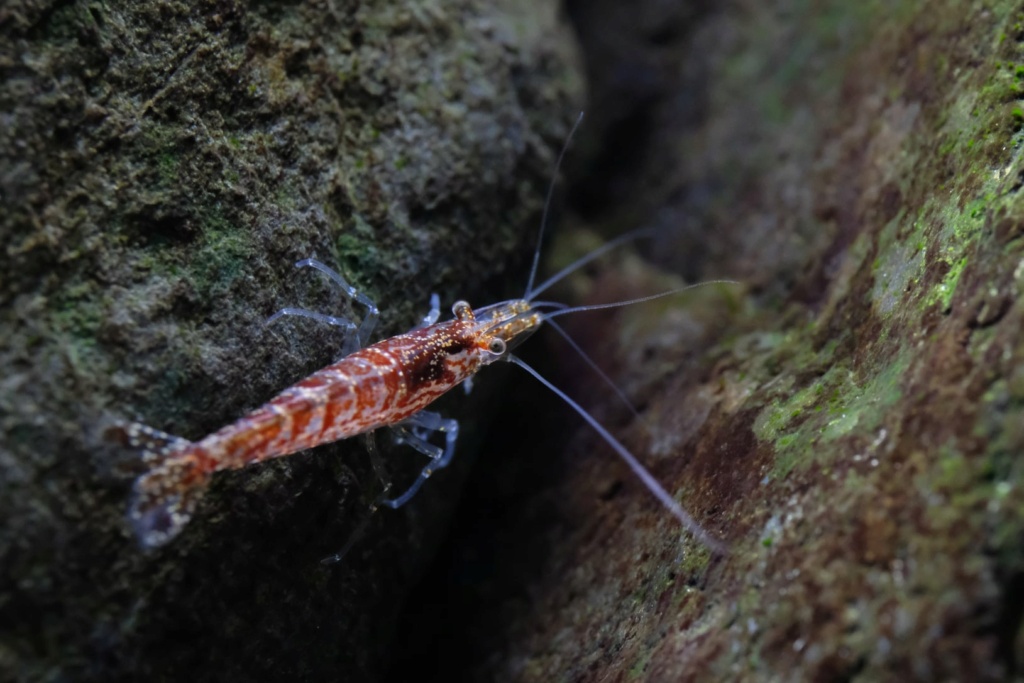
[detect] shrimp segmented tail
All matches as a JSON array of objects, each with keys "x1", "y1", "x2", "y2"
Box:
[{"x1": 110, "y1": 423, "x2": 213, "y2": 547}]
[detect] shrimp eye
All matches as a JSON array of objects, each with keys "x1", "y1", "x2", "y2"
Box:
[
  {"x1": 488, "y1": 338, "x2": 506, "y2": 356},
  {"x1": 452, "y1": 300, "x2": 473, "y2": 321}
]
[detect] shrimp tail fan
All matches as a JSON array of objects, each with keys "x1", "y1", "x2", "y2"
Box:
[{"x1": 106, "y1": 421, "x2": 212, "y2": 548}]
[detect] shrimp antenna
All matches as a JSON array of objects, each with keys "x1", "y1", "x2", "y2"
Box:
[
  {"x1": 525, "y1": 111, "x2": 586, "y2": 298},
  {"x1": 526, "y1": 226, "x2": 656, "y2": 301},
  {"x1": 544, "y1": 280, "x2": 740, "y2": 320},
  {"x1": 544, "y1": 317, "x2": 639, "y2": 418},
  {"x1": 321, "y1": 511, "x2": 374, "y2": 565},
  {"x1": 508, "y1": 355, "x2": 727, "y2": 555}
]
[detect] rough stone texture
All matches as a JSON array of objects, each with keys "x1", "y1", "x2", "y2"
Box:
[
  {"x1": 394, "y1": 1, "x2": 1024, "y2": 681},
  {"x1": 0, "y1": 1, "x2": 579, "y2": 681}
]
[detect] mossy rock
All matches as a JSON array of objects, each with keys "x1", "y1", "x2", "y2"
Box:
[{"x1": 0, "y1": 1, "x2": 579, "y2": 680}]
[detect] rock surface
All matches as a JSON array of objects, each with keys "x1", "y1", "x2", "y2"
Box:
[
  {"x1": 394, "y1": 1, "x2": 1024, "y2": 681},
  {"x1": 0, "y1": 1, "x2": 578, "y2": 680}
]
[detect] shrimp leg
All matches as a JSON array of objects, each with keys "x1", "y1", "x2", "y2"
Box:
[
  {"x1": 266, "y1": 307, "x2": 357, "y2": 336},
  {"x1": 411, "y1": 293, "x2": 441, "y2": 330},
  {"x1": 380, "y1": 411, "x2": 460, "y2": 509},
  {"x1": 292, "y1": 258, "x2": 379, "y2": 352}
]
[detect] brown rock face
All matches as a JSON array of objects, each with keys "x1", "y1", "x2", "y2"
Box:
[{"x1": 393, "y1": 1, "x2": 1024, "y2": 682}]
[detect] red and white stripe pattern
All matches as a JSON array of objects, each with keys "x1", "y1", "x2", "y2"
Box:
[{"x1": 124, "y1": 299, "x2": 540, "y2": 547}]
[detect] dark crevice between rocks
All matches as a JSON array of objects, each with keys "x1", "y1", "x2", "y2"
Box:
[
  {"x1": 385, "y1": 330, "x2": 576, "y2": 683},
  {"x1": 562, "y1": 0, "x2": 717, "y2": 225},
  {"x1": 994, "y1": 568, "x2": 1024, "y2": 677},
  {"x1": 385, "y1": 4, "x2": 724, "y2": 681}
]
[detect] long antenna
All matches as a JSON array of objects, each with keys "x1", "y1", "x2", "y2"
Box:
[
  {"x1": 525, "y1": 111, "x2": 586, "y2": 297},
  {"x1": 544, "y1": 317, "x2": 639, "y2": 418},
  {"x1": 545, "y1": 280, "x2": 740, "y2": 320},
  {"x1": 508, "y1": 355, "x2": 727, "y2": 555},
  {"x1": 526, "y1": 226, "x2": 656, "y2": 301}
]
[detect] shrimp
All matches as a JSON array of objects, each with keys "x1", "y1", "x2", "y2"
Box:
[
  {"x1": 116, "y1": 288, "x2": 540, "y2": 548},
  {"x1": 115, "y1": 254, "x2": 730, "y2": 554},
  {"x1": 114, "y1": 117, "x2": 731, "y2": 555}
]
